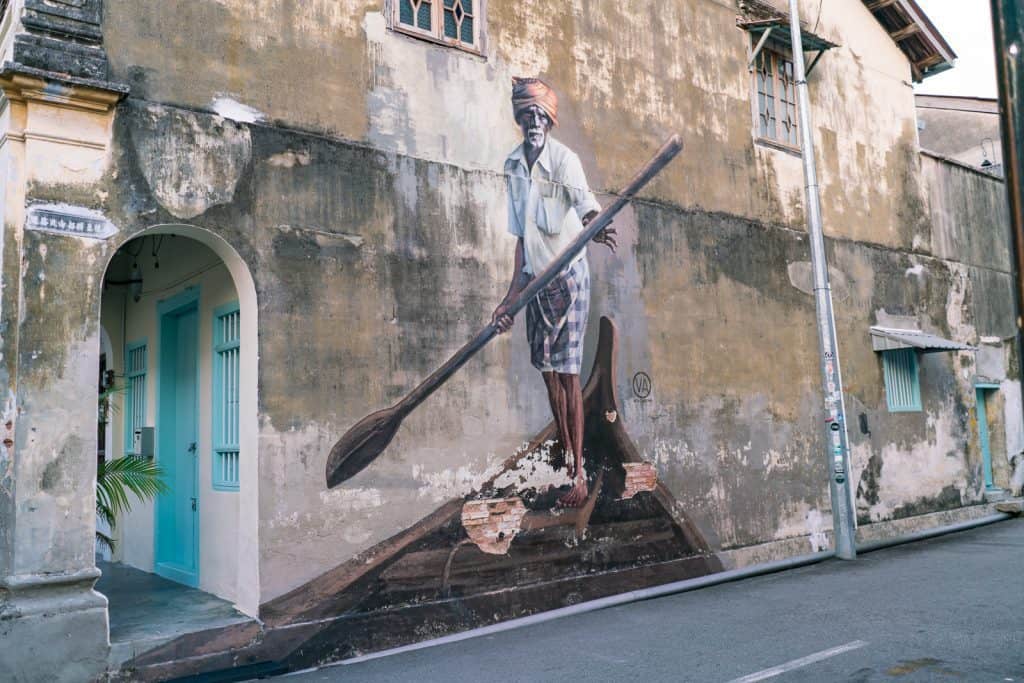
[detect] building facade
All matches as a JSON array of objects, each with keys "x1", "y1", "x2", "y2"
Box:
[
  {"x1": 917, "y1": 93, "x2": 1005, "y2": 176},
  {"x1": 0, "y1": 0, "x2": 1017, "y2": 680}
]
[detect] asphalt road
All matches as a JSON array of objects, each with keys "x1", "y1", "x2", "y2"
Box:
[{"x1": 277, "y1": 517, "x2": 1024, "y2": 682}]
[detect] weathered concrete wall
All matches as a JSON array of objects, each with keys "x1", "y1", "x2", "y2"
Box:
[
  {"x1": 917, "y1": 96, "x2": 1003, "y2": 171},
  {"x1": 102, "y1": 0, "x2": 925, "y2": 248},
  {"x1": 923, "y1": 153, "x2": 1021, "y2": 486},
  {"x1": 1, "y1": 7, "x2": 1015, "y2": 677},
  {"x1": 47, "y1": 92, "x2": 1000, "y2": 603}
]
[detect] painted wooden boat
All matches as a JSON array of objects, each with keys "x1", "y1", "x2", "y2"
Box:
[{"x1": 120, "y1": 316, "x2": 724, "y2": 680}]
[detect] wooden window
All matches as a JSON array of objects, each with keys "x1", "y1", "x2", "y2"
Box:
[
  {"x1": 124, "y1": 341, "x2": 147, "y2": 455},
  {"x1": 392, "y1": 0, "x2": 483, "y2": 53},
  {"x1": 754, "y1": 46, "x2": 799, "y2": 150},
  {"x1": 882, "y1": 349, "x2": 922, "y2": 412},
  {"x1": 212, "y1": 303, "x2": 240, "y2": 491}
]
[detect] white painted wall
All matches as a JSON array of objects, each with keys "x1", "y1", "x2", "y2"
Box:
[{"x1": 101, "y1": 234, "x2": 245, "y2": 607}]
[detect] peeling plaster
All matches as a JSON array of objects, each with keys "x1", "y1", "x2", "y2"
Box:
[
  {"x1": 1002, "y1": 379, "x2": 1023, "y2": 458},
  {"x1": 130, "y1": 102, "x2": 253, "y2": 219},
  {"x1": 944, "y1": 263, "x2": 977, "y2": 343},
  {"x1": 490, "y1": 441, "x2": 572, "y2": 493},
  {"x1": 265, "y1": 149, "x2": 312, "y2": 168},
  {"x1": 860, "y1": 405, "x2": 971, "y2": 523},
  {"x1": 211, "y1": 95, "x2": 266, "y2": 123},
  {"x1": 904, "y1": 263, "x2": 925, "y2": 280},
  {"x1": 773, "y1": 503, "x2": 831, "y2": 553}
]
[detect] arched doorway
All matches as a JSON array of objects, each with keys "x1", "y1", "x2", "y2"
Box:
[{"x1": 95, "y1": 225, "x2": 259, "y2": 657}]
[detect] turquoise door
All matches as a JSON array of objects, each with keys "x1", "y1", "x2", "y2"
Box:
[
  {"x1": 155, "y1": 291, "x2": 200, "y2": 587},
  {"x1": 976, "y1": 385, "x2": 999, "y2": 492}
]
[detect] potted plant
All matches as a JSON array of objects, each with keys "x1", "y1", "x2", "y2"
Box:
[{"x1": 96, "y1": 370, "x2": 168, "y2": 553}]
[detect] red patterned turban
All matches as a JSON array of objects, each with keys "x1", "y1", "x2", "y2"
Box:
[{"x1": 511, "y1": 77, "x2": 558, "y2": 126}]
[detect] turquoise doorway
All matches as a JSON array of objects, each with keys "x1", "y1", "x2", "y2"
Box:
[
  {"x1": 975, "y1": 383, "x2": 1001, "y2": 494},
  {"x1": 155, "y1": 288, "x2": 201, "y2": 587}
]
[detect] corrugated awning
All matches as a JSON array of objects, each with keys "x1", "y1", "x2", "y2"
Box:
[
  {"x1": 870, "y1": 326, "x2": 975, "y2": 353},
  {"x1": 738, "y1": 18, "x2": 840, "y2": 53},
  {"x1": 737, "y1": 18, "x2": 839, "y2": 76}
]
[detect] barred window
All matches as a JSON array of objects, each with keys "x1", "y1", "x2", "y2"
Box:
[
  {"x1": 124, "y1": 341, "x2": 147, "y2": 455},
  {"x1": 882, "y1": 349, "x2": 922, "y2": 412},
  {"x1": 754, "y1": 46, "x2": 800, "y2": 149},
  {"x1": 212, "y1": 303, "x2": 240, "y2": 491},
  {"x1": 392, "y1": 0, "x2": 482, "y2": 53}
]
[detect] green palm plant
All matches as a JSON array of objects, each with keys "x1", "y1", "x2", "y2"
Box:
[
  {"x1": 96, "y1": 455, "x2": 169, "y2": 553},
  {"x1": 96, "y1": 371, "x2": 169, "y2": 553}
]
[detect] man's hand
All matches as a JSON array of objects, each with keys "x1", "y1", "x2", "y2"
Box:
[
  {"x1": 583, "y1": 210, "x2": 617, "y2": 253},
  {"x1": 491, "y1": 301, "x2": 514, "y2": 333},
  {"x1": 592, "y1": 226, "x2": 617, "y2": 252}
]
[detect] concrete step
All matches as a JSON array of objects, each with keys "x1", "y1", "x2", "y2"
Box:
[
  {"x1": 995, "y1": 499, "x2": 1023, "y2": 515},
  {"x1": 983, "y1": 488, "x2": 1009, "y2": 503}
]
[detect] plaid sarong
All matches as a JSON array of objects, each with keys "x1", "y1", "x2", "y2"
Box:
[{"x1": 525, "y1": 257, "x2": 590, "y2": 375}]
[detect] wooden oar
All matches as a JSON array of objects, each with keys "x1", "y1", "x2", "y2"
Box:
[{"x1": 326, "y1": 135, "x2": 684, "y2": 488}]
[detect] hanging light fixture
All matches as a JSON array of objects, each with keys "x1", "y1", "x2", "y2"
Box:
[
  {"x1": 104, "y1": 237, "x2": 145, "y2": 301},
  {"x1": 981, "y1": 137, "x2": 995, "y2": 168}
]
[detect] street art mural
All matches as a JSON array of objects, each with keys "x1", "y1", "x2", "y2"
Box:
[{"x1": 118, "y1": 79, "x2": 722, "y2": 679}]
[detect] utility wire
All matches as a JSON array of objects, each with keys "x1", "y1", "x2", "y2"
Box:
[{"x1": 136, "y1": 261, "x2": 224, "y2": 298}]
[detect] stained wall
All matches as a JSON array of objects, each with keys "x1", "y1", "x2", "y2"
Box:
[{"x1": 7, "y1": 0, "x2": 1012, "y2": 613}]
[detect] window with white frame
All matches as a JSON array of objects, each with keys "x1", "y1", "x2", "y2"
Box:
[
  {"x1": 213, "y1": 303, "x2": 240, "y2": 490},
  {"x1": 392, "y1": 0, "x2": 482, "y2": 53},
  {"x1": 882, "y1": 348, "x2": 921, "y2": 412},
  {"x1": 753, "y1": 45, "x2": 800, "y2": 150},
  {"x1": 124, "y1": 341, "x2": 147, "y2": 455}
]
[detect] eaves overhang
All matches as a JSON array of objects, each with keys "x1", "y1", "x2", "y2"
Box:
[{"x1": 861, "y1": 0, "x2": 957, "y2": 82}]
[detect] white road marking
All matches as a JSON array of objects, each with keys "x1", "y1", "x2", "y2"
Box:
[{"x1": 727, "y1": 640, "x2": 869, "y2": 683}]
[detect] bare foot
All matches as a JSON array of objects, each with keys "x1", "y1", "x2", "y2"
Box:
[{"x1": 557, "y1": 477, "x2": 589, "y2": 508}]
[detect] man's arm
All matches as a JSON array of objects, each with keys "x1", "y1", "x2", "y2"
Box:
[
  {"x1": 492, "y1": 238, "x2": 528, "y2": 333},
  {"x1": 565, "y1": 154, "x2": 616, "y2": 252}
]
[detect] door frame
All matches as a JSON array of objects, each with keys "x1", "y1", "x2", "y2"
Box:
[
  {"x1": 975, "y1": 382, "x2": 1001, "y2": 492},
  {"x1": 97, "y1": 326, "x2": 115, "y2": 562},
  {"x1": 154, "y1": 286, "x2": 202, "y2": 587}
]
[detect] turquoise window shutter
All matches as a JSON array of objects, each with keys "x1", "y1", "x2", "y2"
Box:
[
  {"x1": 124, "y1": 340, "x2": 147, "y2": 455},
  {"x1": 882, "y1": 348, "x2": 922, "y2": 412},
  {"x1": 212, "y1": 302, "x2": 241, "y2": 491}
]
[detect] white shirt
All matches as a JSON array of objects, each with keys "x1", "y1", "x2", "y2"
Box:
[{"x1": 505, "y1": 138, "x2": 601, "y2": 275}]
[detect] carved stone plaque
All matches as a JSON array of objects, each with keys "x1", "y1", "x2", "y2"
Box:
[{"x1": 26, "y1": 204, "x2": 118, "y2": 239}]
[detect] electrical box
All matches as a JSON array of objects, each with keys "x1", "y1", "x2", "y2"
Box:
[{"x1": 132, "y1": 427, "x2": 154, "y2": 458}]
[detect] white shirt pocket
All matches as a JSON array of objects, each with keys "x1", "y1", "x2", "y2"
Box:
[{"x1": 537, "y1": 183, "x2": 568, "y2": 236}]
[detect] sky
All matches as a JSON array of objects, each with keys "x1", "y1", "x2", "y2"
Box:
[{"x1": 913, "y1": 0, "x2": 998, "y2": 98}]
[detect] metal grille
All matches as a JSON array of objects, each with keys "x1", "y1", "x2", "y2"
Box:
[
  {"x1": 883, "y1": 349, "x2": 921, "y2": 412},
  {"x1": 214, "y1": 308, "x2": 241, "y2": 489},
  {"x1": 126, "y1": 344, "x2": 147, "y2": 453},
  {"x1": 217, "y1": 451, "x2": 239, "y2": 487},
  {"x1": 127, "y1": 345, "x2": 146, "y2": 374},
  {"x1": 219, "y1": 308, "x2": 240, "y2": 346}
]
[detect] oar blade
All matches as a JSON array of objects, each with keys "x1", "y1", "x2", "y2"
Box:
[{"x1": 325, "y1": 406, "x2": 403, "y2": 488}]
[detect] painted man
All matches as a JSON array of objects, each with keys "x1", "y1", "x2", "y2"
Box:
[{"x1": 492, "y1": 78, "x2": 616, "y2": 508}]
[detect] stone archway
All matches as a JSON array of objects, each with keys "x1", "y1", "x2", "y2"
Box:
[{"x1": 97, "y1": 224, "x2": 260, "y2": 617}]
